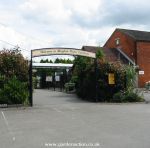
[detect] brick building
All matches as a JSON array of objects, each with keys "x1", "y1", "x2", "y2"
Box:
[
  {"x1": 82, "y1": 46, "x2": 128, "y2": 64},
  {"x1": 104, "y1": 28, "x2": 150, "y2": 87}
]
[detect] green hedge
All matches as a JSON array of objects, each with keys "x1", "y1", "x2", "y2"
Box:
[
  {"x1": 0, "y1": 76, "x2": 29, "y2": 105},
  {"x1": 71, "y1": 56, "x2": 142, "y2": 103}
]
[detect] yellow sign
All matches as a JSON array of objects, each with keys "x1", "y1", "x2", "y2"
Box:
[
  {"x1": 32, "y1": 48, "x2": 96, "y2": 58},
  {"x1": 108, "y1": 73, "x2": 115, "y2": 85}
]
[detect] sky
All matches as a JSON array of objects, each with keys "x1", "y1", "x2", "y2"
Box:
[{"x1": 0, "y1": 0, "x2": 150, "y2": 60}]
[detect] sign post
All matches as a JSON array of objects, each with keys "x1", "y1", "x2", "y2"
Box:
[{"x1": 29, "y1": 52, "x2": 33, "y2": 106}]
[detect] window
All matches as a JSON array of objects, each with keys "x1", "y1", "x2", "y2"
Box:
[{"x1": 115, "y1": 38, "x2": 120, "y2": 45}]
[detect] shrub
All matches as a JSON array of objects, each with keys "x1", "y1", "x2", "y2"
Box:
[
  {"x1": 0, "y1": 49, "x2": 29, "y2": 105},
  {"x1": 0, "y1": 76, "x2": 29, "y2": 105},
  {"x1": 113, "y1": 90, "x2": 144, "y2": 103},
  {"x1": 64, "y1": 82, "x2": 75, "y2": 92},
  {"x1": 125, "y1": 66, "x2": 137, "y2": 92},
  {"x1": 0, "y1": 49, "x2": 28, "y2": 82},
  {"x1": 123, "y1": 91, "x2": 144, "y2": 102},
  {"x1": 70, "y1": 76, "x2": 78, "y2": 83},
  {"x1": 112, "y1": 92, "x2": 124, "y2": 102},
  {"x1": 72, "y1": 55, "x2": 127, "y2": 102},
  {"x1": 72, "y1": 54, "x2": 140, "y2": 103},
  {"x1": 0, "y1": 74, "x2": 6, "y2": 89}
]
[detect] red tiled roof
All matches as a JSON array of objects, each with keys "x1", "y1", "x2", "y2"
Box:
[{"x1": 82, "y1": 46, "x2": 119, "y2": 63}]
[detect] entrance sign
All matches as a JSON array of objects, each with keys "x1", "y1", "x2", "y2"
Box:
[
  {"x1": 108, "y1": 73, "x2": 115, "y2": 85},
  {"x1": 32, "y1": 48, "x2": 96, "y2": 58}
]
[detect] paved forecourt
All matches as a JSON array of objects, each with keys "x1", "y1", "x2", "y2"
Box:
[{"x1": 0, "y1": 89, "x2": 150, "y2": 148}]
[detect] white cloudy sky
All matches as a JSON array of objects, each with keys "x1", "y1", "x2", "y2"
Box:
[{"x1": 0, "y1": 0, "x2": 150, "y2": 59}]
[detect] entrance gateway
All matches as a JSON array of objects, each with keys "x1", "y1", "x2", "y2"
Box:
[{"x1": 29, "y1": 48, "x2": 96, "y2": 106}]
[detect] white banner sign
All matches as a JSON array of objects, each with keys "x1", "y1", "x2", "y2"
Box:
[
  {"x1": 55, "y1": 76, "x2": 60, "y2": 82},
  {"x1": 46, "y1": 76, "x2": 52, "y2": 82},
  {"x1": 32, "y1": 48, "x2": 96, "y2": 58}
]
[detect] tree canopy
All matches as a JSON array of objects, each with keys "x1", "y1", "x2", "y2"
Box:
[{"x1": 0, "y1": 48, "x2": 28, "y2": 82}]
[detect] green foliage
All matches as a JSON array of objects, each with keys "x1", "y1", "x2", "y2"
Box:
[
  {"x1": 112, "y1": 91, "x2": 124, "y2": 102},
  {"x1": 54, "y1": 58, "x2": 73, "y2": 64},
  {"x1": 70, "y1": 53, "x2": 142, "y2": 103},
  {"x1": 123, "y1": 91, "x2": 144, "y2": 102},
  {"x1": 70, "y1": 76, "x2": 78, "y2": 83},
  {"x1": 96, "y1": 48, "x2": 105, "y2": 59},
  {"x1": 0, "y1": 49, "x2": 28, "y2": 82},
  {"x1": 0, "y1": 76, "x2": 29, "y2": 105},
  {"x1": 72, "y1": 56, "x2": 96, "y2": 101},
  {"x1": 113, "y1": 90, "x2": 144, "y2": 103},
  {"x1": 33, "y1": 77, "x2": 38, "y2": 89},
  {"x1": 40, "y1": 58, "x2": 74, "y2": 64},
  {"x1": 112, "y1": 66, "x2": 142, "y2": 103},
  {"x1": 96, "y1": 62, "x2": 126, "y2": 101},
  {"x1": 125, "y1": 66, "x2": 136, "y2": 92},
  {"x1": 0, "y1": 74, "x2": 6, "y2": 89},
  {"x1": 73, "y1": 56, "x2": 92, "y2": 73},
  {"x1": 40, "y1": 59, "x2": 53, "y2": 63},
  {"x1": 64, "y1": 82, "x2": 75, "y2": 92},
  {"x1": 0, "y1": 48, "x2": 29, "y2": 105}
]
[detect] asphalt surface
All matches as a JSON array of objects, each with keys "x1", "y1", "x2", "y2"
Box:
[{"x1": 0, "y1": 89, "x2": 150, "y2": 148}]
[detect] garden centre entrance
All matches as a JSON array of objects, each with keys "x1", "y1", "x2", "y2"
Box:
[
  {"x1": 32, "y1": 62, "x2": 73, "y2": 91},
  {"x1": 29, "y1": 48, "x2": 96, "y2": 106}
]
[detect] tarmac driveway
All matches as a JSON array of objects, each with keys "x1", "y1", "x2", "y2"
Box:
[{"x1": 0, "y1": 89, "x2": 150, "y2": 148}]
